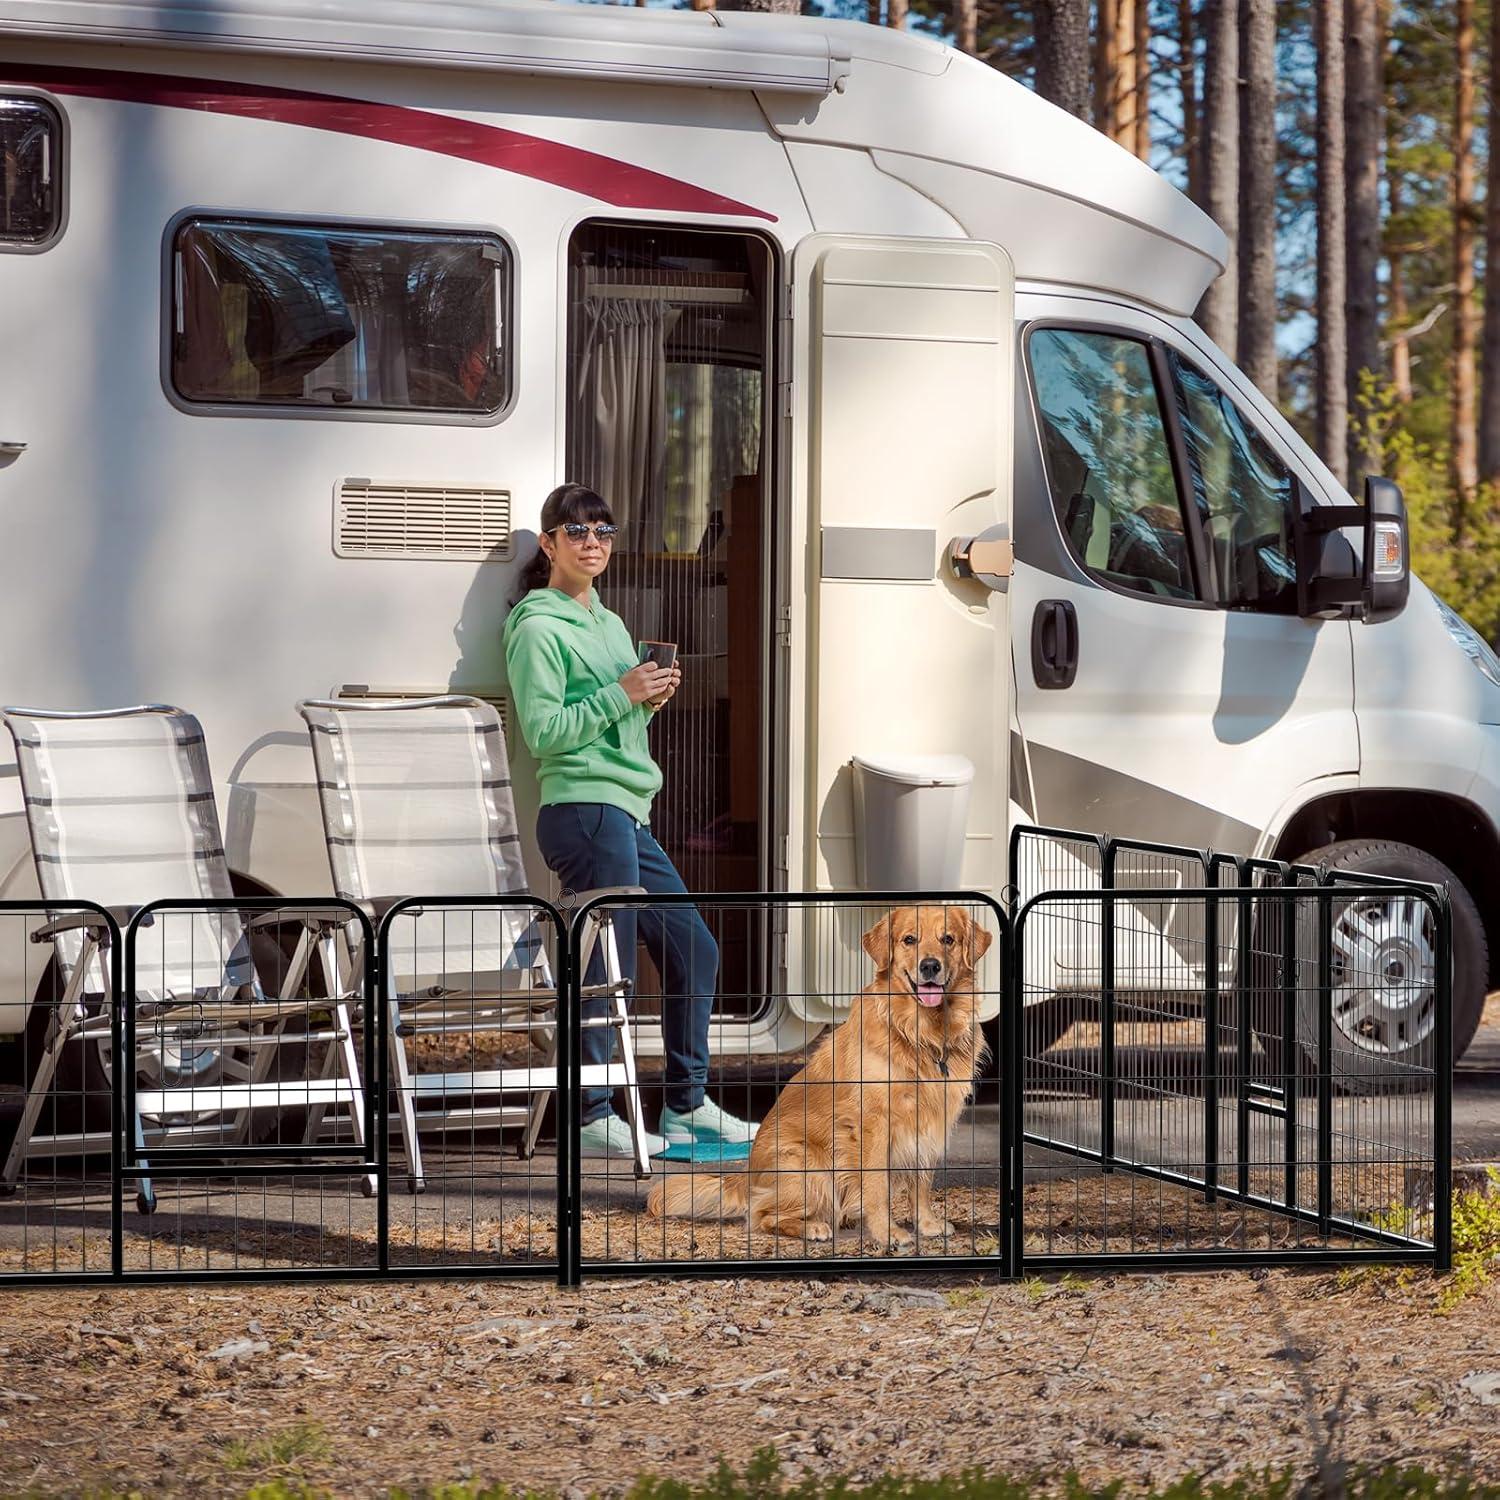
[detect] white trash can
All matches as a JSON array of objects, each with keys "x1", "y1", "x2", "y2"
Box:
[{"x1": 850, "y1": 752, "x2": 976, "y2": 891}]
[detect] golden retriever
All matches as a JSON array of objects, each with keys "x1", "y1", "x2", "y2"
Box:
[{"x1": 644, "y1": 904, "x2": 993, "y2": 1251}]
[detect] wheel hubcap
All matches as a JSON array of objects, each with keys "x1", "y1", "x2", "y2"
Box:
[{"x1": 1328, "y1": 895, "x2": 1438, "y2": 1056}]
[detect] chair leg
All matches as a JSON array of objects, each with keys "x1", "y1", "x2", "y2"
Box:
[
  {"x1": 611, "y1": 993, "x2": 651, "y2": 1180},
  {"x1": 594, "y1": 915, "x2": 650, "y2": 1179},
  {"x1": 0, "y1": 996, "x2": 82, "y2": 1193},
  {"x1": 330, "y1": 1001, "x2": 376, "y2": 1197},
  {"x1": 520, "y1": 1017, "x2": 558, "y2": 1161},
  {"x1": 133, "y1": 1109, "x2": 156, "y2": 1216},
  {"x1": 301, "y1": 1011, "x2": 340, "y2": 1149},
  {"x1": 386, "y1": 999, "x2": 425, "y2": 1194}
]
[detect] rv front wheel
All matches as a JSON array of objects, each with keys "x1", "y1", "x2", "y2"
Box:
[{"x1": 1277, "y1": 840, "x2": 1486, "y2": 1090}]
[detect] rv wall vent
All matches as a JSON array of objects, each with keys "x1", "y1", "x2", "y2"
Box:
[
  {"x1": 334, "y1": 481, "x2": 513, "y2": 562},
  {"x1": 336, "y1": 685, "x2": 508, "y2": 732}
]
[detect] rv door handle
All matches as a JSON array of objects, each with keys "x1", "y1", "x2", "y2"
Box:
[{"x1": 1032, "y1": 600, "x2": 1078, "y2": 689}]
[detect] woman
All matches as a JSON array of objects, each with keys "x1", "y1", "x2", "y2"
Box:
[{"x1": 503, "y1": 482, "x2": 757, "y2": 1159}]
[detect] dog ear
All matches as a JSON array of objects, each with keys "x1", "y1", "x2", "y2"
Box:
[
  {"x1": 964, "y1": 912, "x2": 994, "y2": 967},
  {"x1": 860, "y1": 911, "x2": 894, "y2": 969}
]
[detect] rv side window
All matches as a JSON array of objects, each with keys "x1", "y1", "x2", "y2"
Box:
[
  {"x1": 171, "y1": 218, "x2": 510, "y2": 416},
  {"x1": 1170, "y1": 355, "x2": 1298, "y2": 612},
  {"x1": 0, "y1": 96, "x2": 62, "y2": 248},
  {"x1": 1028, "y1": 328, "x2": 1197, "y2": 601}
]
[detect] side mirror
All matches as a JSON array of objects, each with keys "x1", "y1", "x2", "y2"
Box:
[{"x1": 1294, "y1": 476, "x2": 1410, "y2": 624}]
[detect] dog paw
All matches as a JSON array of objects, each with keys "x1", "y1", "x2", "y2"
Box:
[{"x1": 917, "y1": 1217, "x2": 957, "y2": 1241}]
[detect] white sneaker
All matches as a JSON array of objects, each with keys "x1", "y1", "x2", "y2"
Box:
[
  {"x1": 659, "y1": 1099, "x2": 759, "y2": 1146},
  {"x1": 577, "y1": 1113, "x2": 665, "y2": 1159}
]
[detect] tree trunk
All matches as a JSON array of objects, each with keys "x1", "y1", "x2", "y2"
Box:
[
  {"x1": 1316, "y1": 0, "x2": 1349, "y2": 488},
  {"x1": 1179, "y1": 0, "x2": 1203, "y2": 204},
  {"x1": 1096, "y1": 0, "x2": 1118, "y2": 133},
  {"x1": 1345, "y1": 0, "x2": 1383, "y2": 479},
  {"x1": 955, "y1": 0, "x2": 978, "y2": 54},
  {"x1": 1034, "y1": 1, "x2": 1092, "y2": 118},
  {"x1": 1237, "y1": 0, "x2": 1277, "y2": 398},
  {"x1": 1115, "y1": 0, "x2": 1139, "y2": 150},
  {"x1": 1479, "y1": 0, "x2": 1500, "y2": 480},
  {"x1": 1134, "y1": 0, "x2": 1151, "y2": 159},
  {"x1": 1387, "y1": 169, "x2": 1413, "y2": 406},
  {"x1": 887, "y1": 0, "x2": 907, "y2": 26},
  {"x1": 1453, "y1": 0, "x2": 1479, "y2": 509},
  {"x1": 1195, "y1": 0, "x2": 1239, "y2": 352}
]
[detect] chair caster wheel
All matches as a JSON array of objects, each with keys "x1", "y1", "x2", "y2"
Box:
[
  {"x1": 406, "y1": 1178, "x2": 425, "y2": 1195},
  {"x1": 136, "y1": 1190, "x2": 157, "y2": 1216},
  {"x1": 0, "y1": 1183, "x2": 17, "y2": 1199},
  {"x1": 360, "y1": 1177, "x2": 378, "y2": 1199}
]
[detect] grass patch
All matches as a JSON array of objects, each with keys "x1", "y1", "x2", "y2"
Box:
[
  {"x1": 219, "y1": 1421, "x2": 333, "y2": 1478},
  {"x1": 387, "y1": 1450, "x2": 1500, "y2": 1500},
  {"x1": 1341, "y1": 1175, "x2": 1500, "y2": 1312}
]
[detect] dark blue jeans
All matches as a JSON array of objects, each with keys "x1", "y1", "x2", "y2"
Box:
[{"x1": 536, "y1": 803, "x2": 718, "y2": 1125}]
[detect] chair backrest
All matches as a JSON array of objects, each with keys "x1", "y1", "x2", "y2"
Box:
[
  {"x1": 2, "y1": 705, "x2": 253, "y2": 997},
  {"x1": 297, "y1": 696, "x2": 539, "y2": 984}
]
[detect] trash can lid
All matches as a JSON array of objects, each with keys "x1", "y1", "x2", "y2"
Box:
[{"x1": 851, "y1": 752, "x2": 975, "y2": 787}]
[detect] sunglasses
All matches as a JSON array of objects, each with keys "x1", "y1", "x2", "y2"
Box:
[{"x1": 553, "y1": 522, "x2": 618, "y2": 543}]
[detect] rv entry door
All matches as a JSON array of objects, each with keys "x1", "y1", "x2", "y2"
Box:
[{"x1": 784, "y1": 236, "x2": 1014, "y2": 1023}]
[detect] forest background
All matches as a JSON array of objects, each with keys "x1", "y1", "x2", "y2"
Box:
[{"x1": 600, "y1": 0, "x2": 1500, "y2": 640}]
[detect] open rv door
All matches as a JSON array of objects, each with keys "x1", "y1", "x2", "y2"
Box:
[{"x1": 783, "y1": 236, "x2": 1014, "y2": 1025}]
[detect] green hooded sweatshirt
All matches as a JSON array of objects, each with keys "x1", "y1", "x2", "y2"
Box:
[{"x1": 502, "y1": 585, "x2": 662, "y2": 824}]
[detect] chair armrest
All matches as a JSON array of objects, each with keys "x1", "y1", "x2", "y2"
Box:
[
  {"x1": 246, "y1": 905, "x2": 363, "y2": 934},
  {"x1": 572, "y1": 886, "x2": 649, "y2": 918},
  {"x1": 30, "y1": 906, "x2": 136, "y2": 944}
]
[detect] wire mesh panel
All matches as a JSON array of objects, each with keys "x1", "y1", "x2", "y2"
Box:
[
  {"x1": 0, "y1": 903, "x2": 120, "y2": 1282},
  {"x1": 114, "y1": 900, "x2": 380, "y2": 1279},
  {"x1": 567, "y1": 893, "x2": 1011, "y2": 1278},
  {"x1": 377, "y1": 897, "x2": 566, "y2": 1277},
  {"x1": 1016, "y1": 884, "x2": 1447, "y2": 1269}
]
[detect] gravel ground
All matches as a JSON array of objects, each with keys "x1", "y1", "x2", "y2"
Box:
[{"x1": 0, "y1": 1264, "x2": 1497, "y2": 1496}]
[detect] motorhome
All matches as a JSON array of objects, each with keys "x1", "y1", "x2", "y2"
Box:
[{"x1": 0, "y1": 0, "x2": 1490, "y2": 1105}]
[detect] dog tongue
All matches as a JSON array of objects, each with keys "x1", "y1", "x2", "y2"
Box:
[{"x1": 916, "y1": 983, "x2": 945, "y2": 1007}]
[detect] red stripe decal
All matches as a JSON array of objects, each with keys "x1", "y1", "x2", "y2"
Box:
[{"x1": 3, "y1": 62, "x2": 777, "y2": 222}]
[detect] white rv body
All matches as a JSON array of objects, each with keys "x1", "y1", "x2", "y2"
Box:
[{"x1": 0, "y1": 1, "x2": 1495, "y2": 1071}]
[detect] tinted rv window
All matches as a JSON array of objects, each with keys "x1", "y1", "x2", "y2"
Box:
[
  {"x1": 1029, "y1": 329, "x2": 1197, "y2": 601},
  {"x1": 171, "y1": 219, "x2": 509, "y2": 415},
  {"x1": 0, "y1": 96, "x2": 62, "y2": 247},
  {"x1": 1171, "y1": 356, "x2": 1298, "y2": 611}
]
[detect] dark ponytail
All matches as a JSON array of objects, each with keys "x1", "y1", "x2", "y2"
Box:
[{"x1": 511, "y1": 482, "x2": 614, "y2": 605}]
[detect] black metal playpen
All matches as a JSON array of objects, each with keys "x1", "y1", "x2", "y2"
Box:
[{"x1": 0, "y1": 827, "x2": 1451, "y2": 1286}]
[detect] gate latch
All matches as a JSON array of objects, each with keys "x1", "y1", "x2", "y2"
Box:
[{"x1": 949, "y1": 530, "x2": 1014, "y2": 591}]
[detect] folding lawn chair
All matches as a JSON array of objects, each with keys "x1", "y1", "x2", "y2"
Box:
[
  {"x1": 0, "y1": 705, "x2": 371, "y2": 1211},
  {"x1": 296, "y1": 694, "x2": 651, "y2": 1191}
]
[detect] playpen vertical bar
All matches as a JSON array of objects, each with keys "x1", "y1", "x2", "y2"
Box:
[
  {"x1": 1433, "y1": 891, "x2": 1453, "y2": 1272},
  {"x1": 1316, "y1": 892, "x2": 1334, "y2": 1235},
  {"x1": 1203, "y1": 864, "x2": 1220, "y2": 1203},
  {"x1": 558, "y1": 905, "x2": 581, "y2": 1290},
  {"x1": 374, "y1": 917, "x2": 390, "y2": 1277},
  {"x1": 1236, "y1": 876, "x2": 1253, "y2": 1200},
  {"x1": 1099, "y1": 841, "x2": 1116, "y2": 1174},
  {"x1": 109, "y1": 921, "x2": 124, "y2": 1279},
  {"x1": 1280, "y1": 882, "x2": 1298, "y2": 1211},
  {"x1": 1005, "y1": 905, "x2": 1024, "y2": 1278}
]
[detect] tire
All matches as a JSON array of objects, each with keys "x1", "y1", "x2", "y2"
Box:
[
  {"x1": 1277, "y1": 840, "x2": 1487, "y2": 1091},
  {"x1": 23, "y1": 927, "x2": 317, "y2": 1145}
]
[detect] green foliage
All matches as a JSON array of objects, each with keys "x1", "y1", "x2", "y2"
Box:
[
  {"x1": 218, "y1": 1421, "x2": 333, "y2": 1476},
  {"x1": 1356, "y1": 376, "x2": 1500, "y2": 640},
  {"x1": 248, "y1": 1451, "x2": 1500, "y2": 1500},
  {"x1": 1441, "y1": 1166, "x2": 1500, "y2": 1312}
]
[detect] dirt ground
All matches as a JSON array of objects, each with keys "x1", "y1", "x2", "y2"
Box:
[{"x1": 0, "y1": 1263, "x2": 1497, "y2": 1497}]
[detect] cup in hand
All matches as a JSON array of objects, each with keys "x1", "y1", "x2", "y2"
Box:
[{"x1": 638, "y1": 640, "x2": 679, "y2": 671}]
